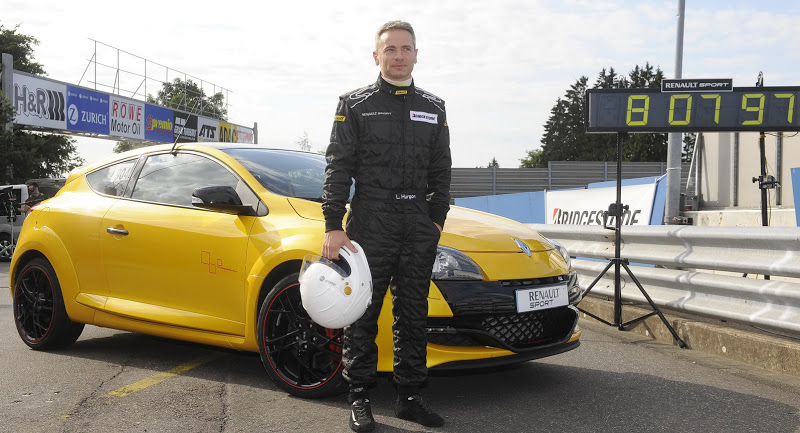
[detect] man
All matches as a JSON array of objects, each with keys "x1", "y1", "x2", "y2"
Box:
[
  {"x1": 322, "y1": 20, "x2": 451, "y2": 432},
  {"x1": 22, "y1": 182, "x2": 46, "y2": 213}
]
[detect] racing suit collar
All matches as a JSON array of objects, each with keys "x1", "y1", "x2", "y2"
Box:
[{"x1": 376, "y1": 74, "x2": 415, "y2": 96}]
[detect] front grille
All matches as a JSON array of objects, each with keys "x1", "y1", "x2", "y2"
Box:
[
  {"x1": 481, "y1": 308, "x2": 575, "y2": 348},
  {"x1": 427, "y1": 306, "x2": 576, "y2": 352}
]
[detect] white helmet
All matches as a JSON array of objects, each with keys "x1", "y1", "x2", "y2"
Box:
[{"x1": 299, "y1": 241, "x2": 372, "y2": 329}]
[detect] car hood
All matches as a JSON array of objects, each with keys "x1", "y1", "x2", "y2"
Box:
[{"x1": 286, "y1": 198, "x2": 553, "y2": 253}]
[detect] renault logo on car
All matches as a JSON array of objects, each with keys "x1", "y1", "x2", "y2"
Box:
[{"x1": 515, "y1": 239, "x2": 532, "y2": 257}]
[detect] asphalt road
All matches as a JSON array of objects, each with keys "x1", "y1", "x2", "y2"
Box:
[{"x1": 2, "y1": 261, "x2": 799, "y2": 433}]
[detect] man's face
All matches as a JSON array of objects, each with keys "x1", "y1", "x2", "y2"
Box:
[
  {"x1": 28, "y1": 186, "x2": 37, "y2": 195},
  {"x1": 373, "y1": 29, "x2": 417, "y2": 82}
]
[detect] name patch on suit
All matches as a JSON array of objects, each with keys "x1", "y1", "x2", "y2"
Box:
[{"x1": 410, "y1": 111, "x2": 438, "y2": 124}]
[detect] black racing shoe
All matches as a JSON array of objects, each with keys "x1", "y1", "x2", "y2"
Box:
[
  {"x1": 349, "y1": 398, "x2": 376, "y2": 432},
  {"x1": 396, "y1": 395, "x2": 445, "y2": 427}
]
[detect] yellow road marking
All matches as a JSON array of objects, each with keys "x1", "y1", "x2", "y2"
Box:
[{"x1": 106, "y1": 353, "x2": 224, "y2": 398}]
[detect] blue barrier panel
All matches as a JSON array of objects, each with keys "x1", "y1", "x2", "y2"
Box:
[
  {"x1": 792, "y1": 167, "x2": 800, "y2": 227},
  {"x1": 454, "y1": 191, "x2": 546, "y2": 223}
]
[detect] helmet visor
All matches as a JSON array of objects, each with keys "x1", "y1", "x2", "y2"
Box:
[{"x1": 300, "y1": 254, "x2": 352, "y2": 280}]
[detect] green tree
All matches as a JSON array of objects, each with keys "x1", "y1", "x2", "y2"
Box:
[
  {"x1": 113, "y1": 141, "x2": 149, "y2": 153},
  {"x1": 148, "y1": 78, "x2": 227, "y2": 120},
  {"x1": 0, "y1": 24, "x2": 45, "y2": 75},
  {"x1": 488, "y1": 157, "x2": 499, "y2": 168},
  {"x1": 520, "y1": 148, "x2": 545, "y2": 168},
  {"x1": 1, "y1": 24, "x2": 84, "y2": 184},
  {"x1": 297, "y1": 130, "x2": 311, "y2": 152},
  {"x1": 525, "y1": 62, "x2": 667, "y2": 167}
]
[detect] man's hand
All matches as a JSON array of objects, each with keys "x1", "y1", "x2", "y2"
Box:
[
  {"x1": 323, "y1": 230, "x2": 357, "y2": 260},
  {"x1": 434, "y1": 222, "x2": 442, "y2": 232}
]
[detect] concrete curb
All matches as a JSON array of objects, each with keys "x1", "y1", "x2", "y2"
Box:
[{"x1": 578, "y1": 295, "x2": 800, "y2": 378}]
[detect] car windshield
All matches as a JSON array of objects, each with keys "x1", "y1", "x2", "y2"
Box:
[{"x1": 221, "y1": 148, "x2": 336, "y2": 202}]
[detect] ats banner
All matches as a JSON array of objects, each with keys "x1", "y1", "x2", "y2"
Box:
[
  {"x1": 173, "y1": 112, "x2": 198, "y2": 142},
  {"x1": 197, "y1": 116, "x2": 219, "y2": 142},
  {"x1": 546, "y1": 182, "x2": 657, "y2": 226},
  {"x1": 109, "y1": 95, "x2": 145, "y2": 140},
  {"x1": 11, "y1": 72, "x2": 67, "y2": 129},
  {"x1": 145, "y1": 104, "x2": 174, "y2": 142},
  {"x1": 66, "y1": 86, "x2": 110, "y2": 135}
]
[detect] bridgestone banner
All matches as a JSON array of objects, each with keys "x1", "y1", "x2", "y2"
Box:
[{"x1": 546, "y1": 182, "x2": 657, "y2": 226}]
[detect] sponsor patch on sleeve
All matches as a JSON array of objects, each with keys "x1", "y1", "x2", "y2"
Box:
[
  {"x1": 334, "y1": 115, "x2": 346, "y2": 122},
  {"x1": 410, "y1": 111, "x2": 438, "y2": 124}
]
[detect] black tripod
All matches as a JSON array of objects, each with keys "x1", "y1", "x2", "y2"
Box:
[{"x1": 577, "y1": 132, "x2": 687, "y2": 348}]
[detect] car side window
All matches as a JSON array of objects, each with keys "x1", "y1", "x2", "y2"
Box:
[
  {"x1": 131, "y1": 153, "x2": 240, "y2": 207},
  {"x1": 86, "y1": 160, "x2": 136, "y2": 197}
]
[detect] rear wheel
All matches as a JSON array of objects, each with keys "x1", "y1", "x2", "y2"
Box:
[
  {"x1": 13, "y1": 258, "x2": 84, "y2": 349},
  {"x1": 257, "y1": 273, "x2": 347, "y2": 398}
]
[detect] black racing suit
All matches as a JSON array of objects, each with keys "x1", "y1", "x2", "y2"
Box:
[{"x1": 322, "y1": 75, "x2": 451, "y2": 388}]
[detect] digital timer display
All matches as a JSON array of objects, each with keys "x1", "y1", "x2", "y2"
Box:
[{"x1": 585, "y1": 87, "x2": 800, "y2": 133}]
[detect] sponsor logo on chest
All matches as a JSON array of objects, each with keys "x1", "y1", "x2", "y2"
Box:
[{"x1": 410, "y1": 111, "x2": 437, "y2": 124}]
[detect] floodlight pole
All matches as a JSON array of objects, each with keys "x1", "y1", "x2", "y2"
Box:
[{"x1": 665, "y1": 0, "x2": 686, "y2": 224}]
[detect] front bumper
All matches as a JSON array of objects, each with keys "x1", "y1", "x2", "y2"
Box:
[{"x1": 427, "y1": 275, "x2": 581, "y2": 354}]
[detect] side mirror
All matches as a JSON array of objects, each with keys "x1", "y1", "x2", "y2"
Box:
[{"x1": 192, "y1": 185, "x2": 256, "y2": 216}]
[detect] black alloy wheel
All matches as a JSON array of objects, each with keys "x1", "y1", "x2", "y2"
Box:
[
  {"x1": 13, "y1": 258, "x2": 84, "y2": 349},
  {"x1": 0, "y1": 233, "x2": 13, "y2": 262},
  {"x1": 257, "y1": 273, "x2": 347, "y2": 399}
]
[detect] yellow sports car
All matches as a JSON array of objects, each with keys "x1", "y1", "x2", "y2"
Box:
[{"x1": 9, "y1": 143, "x2": 582, "y2": 398}]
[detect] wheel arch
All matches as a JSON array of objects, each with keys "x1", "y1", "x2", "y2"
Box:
[{"x1": 10, "y1": 231, "x2": 94, "y2": 325}]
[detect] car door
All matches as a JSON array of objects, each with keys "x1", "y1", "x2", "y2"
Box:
[{"x1": 101, "y1": 151, "x2": 256, "y2": 336}]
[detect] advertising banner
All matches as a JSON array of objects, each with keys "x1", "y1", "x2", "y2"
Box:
[
  {"x1": 237, "y1": 126, "x2": 254, "y2": 144},
  {"x1": 173, "y1": 112, "x2": 198, "y2": 142},
  {"x1": 66, "y1": 86, "x2": 110, "y2": 135},
  {"x1": 11, "y1": 73, "x2": 67, "y2": 129},
  {"x1": 109, "y1": 95, "x2": 145, "y2": 140},
  {"x1": 197, "y1": 116, "x2": 219, "y2": 142},
  {"x1": 219, "y1": 121, "x2": 238, "y2": 143},
  {"x1": 546, "y1": 182, "x2": 657, "y2": 226},
  {"x1": 144, "y1": 104, "x2": 174, "y2": 143}
]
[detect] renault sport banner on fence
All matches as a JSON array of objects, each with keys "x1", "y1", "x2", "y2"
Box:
[
  {"x1": 8, "y1": 69, "x2": 255, "y2": 144},
  {"x1": 546, "y1": 182, "x2": 657, "y2": 226}
]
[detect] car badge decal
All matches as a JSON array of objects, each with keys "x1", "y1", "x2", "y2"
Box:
[{"x1": 515, "y1": 239, "x2": 532, "y2": 257}]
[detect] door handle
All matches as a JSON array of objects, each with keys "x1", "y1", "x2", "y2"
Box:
[{"x1": 106, "y1": 228, "x2": 129, "y2": 236}]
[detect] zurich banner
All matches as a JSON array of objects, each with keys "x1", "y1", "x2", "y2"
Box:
[{"x1": 66, "y1": 86, "x2": 110, "y2": 135}]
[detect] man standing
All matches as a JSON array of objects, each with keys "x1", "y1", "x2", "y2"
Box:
[
  {"x1": 22, "y1": 182, "x2": 47, "y2": 213},
  {"x1": 322, "y1": 20, "x2": 451, "y2": 432}
]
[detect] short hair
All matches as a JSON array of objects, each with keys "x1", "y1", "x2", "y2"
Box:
[
  {"x1": 375, "y1": 20, "x2": 416, "y2": 50},
  {"x1": 29, "y1": 182, "x2": 39, "y2": 188}
]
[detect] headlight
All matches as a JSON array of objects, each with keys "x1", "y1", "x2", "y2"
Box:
[
  {"x1": 431, "y1": 246, "x2": 483, "y2": 280},
  {"x1": 548, "y1": 239, "x2": 572, "y2": 271}
]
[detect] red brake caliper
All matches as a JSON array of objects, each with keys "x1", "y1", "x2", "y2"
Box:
[{"x1": 325, "y1": 328, "x2": 342, "y2": 356}]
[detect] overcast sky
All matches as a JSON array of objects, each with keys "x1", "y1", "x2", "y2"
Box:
[{"x1": 4, "y1": 0, "x2": 800, "y2": 168}]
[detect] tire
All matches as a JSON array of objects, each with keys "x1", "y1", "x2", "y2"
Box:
[
  {"x1": 0, "y1": 233, "x2": 13, "y2": 262},
  {"x1": 257, "y1": 273, "x2": 348, "y2": 399},
  {"x1": 13, "y1": 258, "x2": 84, "y2": 350}
]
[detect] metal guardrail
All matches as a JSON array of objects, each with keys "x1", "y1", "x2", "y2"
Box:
[{"x1": 528, "y1": 224, "x2": 800, "y2": 334}]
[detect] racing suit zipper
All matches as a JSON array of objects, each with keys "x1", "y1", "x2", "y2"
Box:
[{"x1": 402, "y1": 93, "x2": 407, "y2": 189}]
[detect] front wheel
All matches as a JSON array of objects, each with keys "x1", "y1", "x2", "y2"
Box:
[
  {"x1": 257, "y1": 273, "x2": 347, "y2": 399},
  {"x1": 13, "y1": 258, "x2": 84, "y2": 349}
]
